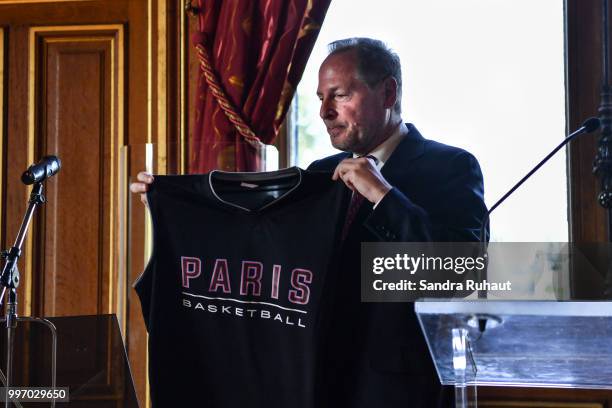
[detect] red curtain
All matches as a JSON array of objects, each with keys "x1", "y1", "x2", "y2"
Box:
[{"x1": 190, "y1": 0, "x2": 331, "y2": 173}]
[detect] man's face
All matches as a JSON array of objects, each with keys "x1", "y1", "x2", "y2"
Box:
[{"x1": 317, "y1": 51, "x2": 390, "y2": 154}]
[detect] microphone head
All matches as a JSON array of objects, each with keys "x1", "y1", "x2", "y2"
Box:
[
  {"x1": 582, "y1": 117, "x2": 601, "y2": 133},
  {"x1": 43, "y1": 155, "x2": 61, "y2": 177},
  {"x1": 21, "y1": 155, "x2": 61, "y2": 185},
  {"x1": 21, "y1": 168, "x2": 40, "y2": 185}
]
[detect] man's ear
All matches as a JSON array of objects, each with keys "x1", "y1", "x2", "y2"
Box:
[{"x1": 382, "y1": 76, "x2": 398, "y2": 109}]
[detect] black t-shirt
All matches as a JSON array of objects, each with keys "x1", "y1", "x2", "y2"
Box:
[{"x1": 135, "y1": 167, "x2": 347, "y2": 407}]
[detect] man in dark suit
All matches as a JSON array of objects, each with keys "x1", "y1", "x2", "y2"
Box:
[
  {"x1": 309, "y1": 37, "x2": 486, "y2": 407},
  {"x1": 131, "y1": 36, "x2": 486, "y2": 407}
]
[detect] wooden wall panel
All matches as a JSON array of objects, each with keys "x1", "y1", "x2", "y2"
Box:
[
  {"x1": 0, "y1": 27, "x2": 4, "y2": 249},
  {"x1": 186, "y1": 9, "x2": 199, "y2": 171},
  {"x1": 567, "y1": 0, "x2": 609, "y2": 246},
  {"x1": 566, "y1": 1, "x2": 612, "y2": 300},
  {"x1": 479, "y1": 386, "x2": 612, "y2": 407},
  {"x1": 0, "y1": 1, "x2": 150, "y2": 405},
  {"x1": 28, "y1": 26, "x2": 124, "y2": 317},
  {"x1": 0, "y1": 0, "x2": 94, "y2": 3},
  {"x1": 165, "y1": 0, "x2": 187, "y2": 174}
]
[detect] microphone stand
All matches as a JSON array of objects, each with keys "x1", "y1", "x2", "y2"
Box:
[
  {"x1": 0, "y1": 182, "x2": 58, "y2": 408},
  {"x1": 477, "y1": 118, "x2": 600, "y2": 302}
]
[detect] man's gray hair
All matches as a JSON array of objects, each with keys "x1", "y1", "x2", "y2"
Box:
[{"x1": 328, "y1": 37, "x2": 402, "y2": 113}]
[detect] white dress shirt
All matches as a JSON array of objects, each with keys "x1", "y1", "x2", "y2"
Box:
[{"x1": 352, "y1": 123, "x2": 409, "y2": 207}]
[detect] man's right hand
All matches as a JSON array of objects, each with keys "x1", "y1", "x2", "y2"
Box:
[{"x1": 130, "y1": 172, "x2": 154, "y2": 206}]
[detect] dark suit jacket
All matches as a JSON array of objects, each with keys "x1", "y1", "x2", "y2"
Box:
[{"x1": 308, "y1": 123, "x2": 487, "y2": 407}]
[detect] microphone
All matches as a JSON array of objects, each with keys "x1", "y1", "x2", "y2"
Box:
[
  {"x1": 582, "y1": 117, "x2": 601, "y2": 133},
  {"x1": 475, "y1": 117, "x2": 601, "y2": 331},
  {"x1": 21, "y1": 156, "x2": 61, "y2": 185},
  {"x1": 478, "y1": 118, "x2": 601, "y2": 310},
  {"x1": 479, "y1": 117, "x2": 601, "y2": 243}
]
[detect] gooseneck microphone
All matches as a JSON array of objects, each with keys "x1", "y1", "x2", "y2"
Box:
[
  {"x1": 479, "y1": 117, "x2": 601, "y2": 244},
  {"x1": 21, "y1": 155, "x2": 61, "y2": 185},
  {"x1": 473, "y1": 117, "x2": 601, "y2": 334}
]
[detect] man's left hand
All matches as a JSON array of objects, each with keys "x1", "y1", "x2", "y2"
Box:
[{"x1": 332, "y1": 156, "x2": 392, "y2": 204}]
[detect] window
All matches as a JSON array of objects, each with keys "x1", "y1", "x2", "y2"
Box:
[{"x1": 290, "y1": 0, "x2": 567, "y2": 242}]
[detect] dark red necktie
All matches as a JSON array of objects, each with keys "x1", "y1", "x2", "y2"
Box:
[
  {"x1": 341, "y1": 191, "x2": 365, "y2": 242},
  {"x1": 340, "y1": 155, "x2": 378, "y2": 242}
]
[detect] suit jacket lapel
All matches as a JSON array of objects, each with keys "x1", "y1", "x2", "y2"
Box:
[
  {"x1": 344, "y1": 125, "x2": 426, "y2": 238},
  {"x1": 381, "y1": 123, "x2": 426, "y2": 186}
]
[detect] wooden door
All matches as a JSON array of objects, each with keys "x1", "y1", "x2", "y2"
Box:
[{"x1": 0, "y1": 0, "x2": 183, "y2": 405}]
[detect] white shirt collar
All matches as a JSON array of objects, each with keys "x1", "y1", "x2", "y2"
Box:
[{"x1": 352, "y1": 123, "x2": 408, "y2": 169}]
